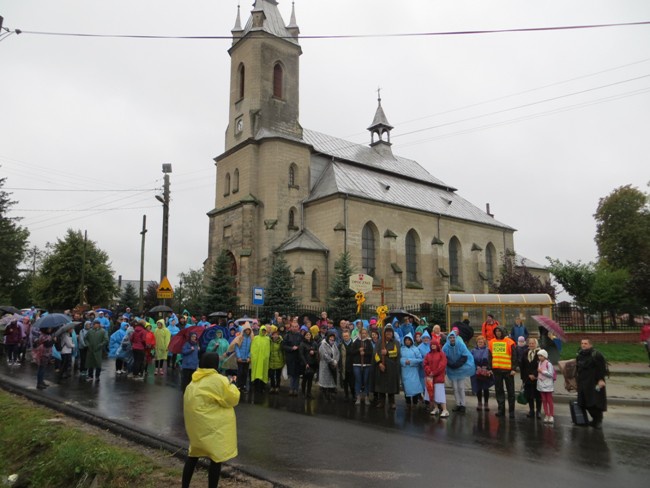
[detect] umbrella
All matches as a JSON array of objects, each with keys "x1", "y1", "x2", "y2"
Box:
[
  {"x1": 149, "y1": 305, "x2": 174, "y2": 314},
  {"x1": 0, "y1": 305, "x2": 21, "y2": 315},
  {"x1": 386, "y1": 309, "x2": 420, "y2": 325},
  {"x1": 199, "y1": 325, "x2": 220, "y2": 350},
  {"x1": 168, "y1": 325, "x2": 205, "y2": 354},
  {"x1": 32, "y1": 313, "x2": 72, "y2": 330},
  {"x1": 0, "y1": 313, "x2": 22, "y2": 332},
  {"x1": 208, "y1": 311, "x2": 228, "y2": 318},
  {"x1": 94, "y1": 308, "x2": 113, "y2": 317},
  {"x1": 532, "y1": 315, "x2": 567, "y2": 342},
  {"x1": 54, "y1": 321, "x2": 81, "y2": 337}
]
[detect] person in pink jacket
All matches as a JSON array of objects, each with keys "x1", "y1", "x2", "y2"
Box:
[
  {"x1": 537, "y1": 349, "x2": 556, "y2": 424},
  {"x1": 423, "y1": 337, "x2": 449, "y2": 418}
]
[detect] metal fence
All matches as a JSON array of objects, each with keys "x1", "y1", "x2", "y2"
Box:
[{"x1": 229, "y1": 302, "x2": 647, "y2": 333}]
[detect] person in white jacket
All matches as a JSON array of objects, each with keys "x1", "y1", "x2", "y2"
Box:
[{"x1": 536, "y1": 349, "x2": 555, "y2": 424}]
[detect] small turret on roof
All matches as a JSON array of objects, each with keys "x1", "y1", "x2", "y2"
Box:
[
  {"x1": 286, "y1": 1, "x2": 300, "y2": 38},
  {"x1": 367, "y1": 89, "x2": 394, "y2": 155},
  {"x1": 232, "y1": 4, "x2": 244, "y2": 43}
]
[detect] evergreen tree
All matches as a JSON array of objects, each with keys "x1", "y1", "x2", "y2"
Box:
[
  {"x1": 493, "y1": 253, "x2": 556, "y2": 299},
  {"x1": 265, "y1": 253, "x2": 297, "y2": 313},
  {"x1": 119, "y1": 282, "x2": 138, "y2": 310},
  {"x1": 0, "y1": 174, "x2": 30, "y2": 303},
  {"x1": 177, "y1": 268, "x2": 206, "y2": 314},
  {"x1": 326, "y1": 252, "x2": 357, "y2": 323},
  {"x1": 32, "y1": 229, "x2": 116, "y2": 310},
  {"x1": 203, "y1": 250, "x2": 238, "y2": 313},
  {"x1": 143, "y1": 281, "x2": 160, "y2": 313}
]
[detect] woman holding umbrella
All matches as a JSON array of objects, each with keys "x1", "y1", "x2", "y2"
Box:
[{"x1": 33, "y1": 328, "x2": 54, "y2": 389}]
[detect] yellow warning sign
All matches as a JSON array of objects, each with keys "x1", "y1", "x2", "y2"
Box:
[{"x1": 157, "y1": 276, "x2": 174, "y2": 299}]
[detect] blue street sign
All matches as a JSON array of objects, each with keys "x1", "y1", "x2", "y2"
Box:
[{"x1": 252, "y1": 287, "x2": 264, "y2": 305}]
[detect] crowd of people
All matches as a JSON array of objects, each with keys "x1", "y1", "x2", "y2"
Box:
[{"x1": 1, "y1": 307, "x2": 609, "y2": 428}]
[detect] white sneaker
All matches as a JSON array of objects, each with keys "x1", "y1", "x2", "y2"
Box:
[
  {"x1": 439, "y1": 410, "x2": 450, "y2": 418},
  {"x1": 547, "y1": 416, "x2": 554, "y2": 423},
  {"x1": 430, "y1": 408, "x2": 440, "y2": 416},
  {"x1": 543, "y1": 416, "x2": 549, "y2": 423}
]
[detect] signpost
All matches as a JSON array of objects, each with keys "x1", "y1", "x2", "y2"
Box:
[
  {"x1": 349, "y1": 273, "x2": 373, "y2": 293},
  {"x1": 157, "y1": 276, "x2": 174, "y2": 300},
  {"x1": 252, "y1": 286, "x2": 264, "y2": 319}
]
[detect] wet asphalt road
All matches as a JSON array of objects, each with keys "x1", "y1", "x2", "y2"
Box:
[{"x1": 1, "y1": 361, "x2": 649, "y2": 488}]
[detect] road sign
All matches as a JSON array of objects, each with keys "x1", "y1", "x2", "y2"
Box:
[
  {"x1": 157, "y1": 276, "x2": 174, "y2": 299},
  {"x1": 349, "y1": 273, "x2": 373, "y2": 293},
  {"x1": 252, "y1": 287, "x2": 265, "y2": 306}
]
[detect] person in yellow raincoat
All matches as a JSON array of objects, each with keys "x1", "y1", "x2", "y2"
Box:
[
  {"x1": 153, "y1": 319, "x2": 171, "y2": 375},
  {"x1": 183, "y1": 352, "x2": 240, "y2": 488},
  {"x1": 250, "y1": 325, "x2": 271, "y2": 392}
]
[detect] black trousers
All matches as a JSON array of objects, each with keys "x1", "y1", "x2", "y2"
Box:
[
  {"x1": 182, "y1": 457, "x2": 221, "y2": 488},
  {"x1": 493, "y1": 370, "x2": 515, "y2": 413}
]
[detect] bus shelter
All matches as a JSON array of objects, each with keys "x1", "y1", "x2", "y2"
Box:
[{"x1": 446, "y1": 293, "x2": 554, "y2": 334}]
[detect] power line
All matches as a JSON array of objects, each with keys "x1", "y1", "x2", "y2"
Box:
[
  {"x1": 392, "y1": 73, "x2": 650, "y2": 140},
  {"x1": 13, "y1": 20, "x2": 650, "y2": 41},
  {"x1": 11, "y1": 205, "x2": 158, "y2": 212},
  {"x1": 3, "y1": 187, "x2": 158, "y2": 192}
]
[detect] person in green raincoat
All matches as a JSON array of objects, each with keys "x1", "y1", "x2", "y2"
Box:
[
  {"x1": 154, "y1": 319, "x2": 171, "y2": 375},
  {"x1": 250, "y1": 325, "x2": 271, "y2": 391},
  {"x1": 268, "y1": 325, "x2": 284, "y2": 393},
  {"x1": 85, "y1": 319, "x2": 108, "y2": 381},
  {"x1": 206, "y1": 328, "x2": 230, "y2": 372}
]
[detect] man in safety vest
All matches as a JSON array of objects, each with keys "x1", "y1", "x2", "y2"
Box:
[{"x1": 488, "y1": 326, "x2": 517, "y2": 418}]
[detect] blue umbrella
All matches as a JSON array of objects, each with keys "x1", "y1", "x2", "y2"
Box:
[
  {"x1": 32, "y1": 313, "x2": 71, "y2": 330},
  {"x1": 94, "y1": 308, "x2": 113, "y2": 317}
]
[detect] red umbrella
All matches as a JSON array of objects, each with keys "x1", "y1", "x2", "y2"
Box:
[
  {"x1": 168, "y1": 325, "x2": 205, "y2": 354},
  {"x1": 532, "y1": 315, "x2": 567, "y2": 342}
]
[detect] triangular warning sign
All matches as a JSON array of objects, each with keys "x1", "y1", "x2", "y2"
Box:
[{"x1": 158, "y1": 276, "x2": 173, "y2": 292}]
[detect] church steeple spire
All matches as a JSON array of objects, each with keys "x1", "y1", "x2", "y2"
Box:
[
  {"x1": 287, "y1": 1, "x2": 300, "y2": 38},
  {"x1": 368, "y1": 89, "x2": 394, "y2": 153},
  {"x1": 231, "y1": 3, "x2": 243, "y2": 43}
]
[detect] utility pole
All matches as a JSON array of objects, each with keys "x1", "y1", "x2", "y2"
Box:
[
  {"x1": 79, "y1": 230, "x2": 88, "y2": 305},
  {"x1": 139, "y1": 215, "x2": 147, "y2": 313},
  {"x1": 156, "y1": 164, "x2": 172, "y2": 282}
]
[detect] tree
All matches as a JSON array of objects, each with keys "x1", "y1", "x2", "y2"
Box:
[
  {"x1": 177, "y1": 268, "x2": 206, "y2": 314},
  {"x1": 32, "y1": 229, "x2": 116, "y2": 310},
  {"x1": 546, "y1": 258, "x2": 596, "y2": 307},
  {"x1": 0, "y1": 174, "x2": 30, "y2": 303},
  {"x1": 143, "y1": 281, "x2": 160, "y2": 313},
  {"x1": 265, "y1": 253, "x2": 298, "y2": 313},
  {"x1": 493, "y1": 254, "x2": 556, "y2": 299},
  {"x1": 119, "y1": 282, "x2": 138, "y2": 310},
  {"x1": 594, "y1": 185, "x2": 650, "y2": 270},
  {"x1": 326, "y1": 252, "x2": 357, "y2": 323},
  {"x1": 203, "y1": 250, "x2": 238, "y2": 313},
  {"x1": 594, "y1": 185, "x2": 650, "y2": 308},
  {"x1": 588, "y1": 267, "x2": 636, "y2": 320}
]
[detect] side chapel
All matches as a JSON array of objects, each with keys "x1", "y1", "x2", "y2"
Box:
[{"x1": 207, "y1": 1, "x2": 517, "y2": 306}]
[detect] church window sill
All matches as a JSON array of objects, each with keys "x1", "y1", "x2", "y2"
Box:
[
  {"x1": 405, "y1": 282, "x2": 423, "y2": 290},
  {"x1": 288, "y1": 184, "x2": 300, "y2": 190}
]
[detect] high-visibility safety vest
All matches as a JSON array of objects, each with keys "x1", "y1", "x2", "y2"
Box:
[{"x1": 489, "y1": 338, "x2": 515, "y2": 370}]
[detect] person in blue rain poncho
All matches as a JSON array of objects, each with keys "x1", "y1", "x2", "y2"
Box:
[
  {"x1": 442, "y1": 330, "x2": 475, "y2": 413},
  {"x1": 400, "y1": 333, "x2": 424, "y2": 408},
  {"x1": 109, "y1": 321, "x2": 128, "y2": 374},
  {"x1": 418, "y1": 331, "x2": 432, "y2": 404}
]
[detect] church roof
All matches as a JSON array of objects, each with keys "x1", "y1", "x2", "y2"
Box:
[
  {"x1": 240, "y1": 0, "x2": 299, "y2": 45},
  {"x1": 515, "y1": 254, "x2": 546, "y2": 270},
  {"x1": 303, "y1": 129, "x2": 453, "y2": 190},
  {"x1": 306, "y1": 160, "x2": 515, "y2": 230},
  {"x1": 276, "y1": 229, "x2": 329, "y2": 253}
]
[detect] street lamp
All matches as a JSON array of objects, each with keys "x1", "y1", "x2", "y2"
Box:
[{"x1": 157, "y1": 164, "x2": 172, "y2": 282}]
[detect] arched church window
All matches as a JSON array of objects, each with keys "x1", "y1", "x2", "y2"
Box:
[
  {"x1": 406, "y1": 229, "x2": 419, "y2": 283},
  {"x1": 288, "y1": 164, "x2": 296, "y2": 187},
  {"x1": 233, "y1": 169, "x2": 239, "y2": 193},
  {"x1": 273, "y1": 63, "x2": 283, "y2": 98},
  {"x1": 450, "y1": 237, "x2": 462, "y2": 287},
  {"x1": 311, "y1": 269, "x2": 319, "y2": 300},
  {"x1": 362, "y1": 222, "x2": 376, "y2": 277},
  {"x1": 288, "y1": 208, "x2": 297, "y2": 229},
  {"x1": 486, "y1": 242, "x2": 497, "y2": 283},
  {"x1": 224, "y1": 173, "x2": 231, "y2": 196},
  {"x1": 238, "y1": 64, "x2": 245, "y2": 100}
]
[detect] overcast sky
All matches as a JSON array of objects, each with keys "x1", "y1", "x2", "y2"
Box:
[{"x1": 1, "y1": 0, "x2": 648, "y2": 297}]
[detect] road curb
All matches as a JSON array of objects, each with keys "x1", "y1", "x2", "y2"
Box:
[{"x1": 0, "y1": 376, "x2": 291, "y2": 488}]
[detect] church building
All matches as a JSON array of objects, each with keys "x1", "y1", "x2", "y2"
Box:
[{"x1": 207, "y1": 0, "x2": 517, "y2": 307}]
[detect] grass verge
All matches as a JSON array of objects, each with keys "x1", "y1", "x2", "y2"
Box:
[
  {"x1": 559, "y1": 342, "x2": 649, "y2": 362},
  {"x1": 0, "y1": 390, "x2": 182, "y2": 488}
]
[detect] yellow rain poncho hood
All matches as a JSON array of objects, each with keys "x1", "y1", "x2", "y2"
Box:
[{"x1": 183, "y1": 368, "x2": 240, "y2": 463}]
